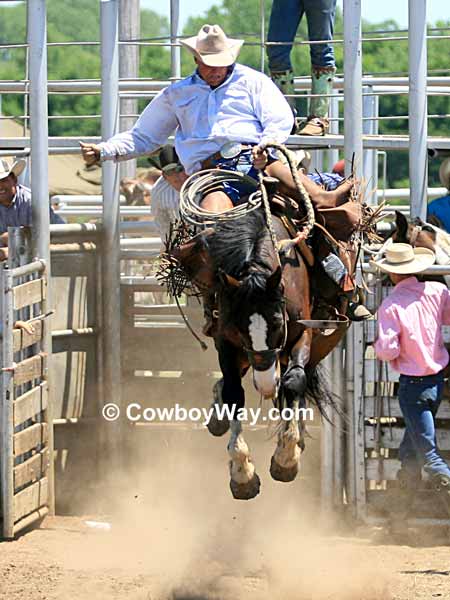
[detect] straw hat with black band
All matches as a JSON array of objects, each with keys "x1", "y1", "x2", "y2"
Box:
[{"x1": 370, "y1": 243, "x2": 435, "y2": 275}]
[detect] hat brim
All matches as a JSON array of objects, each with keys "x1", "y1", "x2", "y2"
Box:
[
  {"x1": 370, "y1": 247, "x2": 436, "y2": 274},
  {"x1": 180, "y1": 37, "x2": 244, "y2": 67},
  {"x1": 0, "y1": 158, "x2": 26, "y2": 181}
]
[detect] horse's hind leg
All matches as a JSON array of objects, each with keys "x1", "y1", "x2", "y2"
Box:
[{"x1": 270, "y1": 330, "x2": 311, "y2": 482}]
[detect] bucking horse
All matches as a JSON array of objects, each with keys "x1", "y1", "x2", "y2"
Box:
[{"x1": 158, "y1": 144, "x2": 375, "y2": 500}]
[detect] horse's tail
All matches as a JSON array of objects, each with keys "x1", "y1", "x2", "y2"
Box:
[{"x1": 305, "y1": 363, "x2": 345, "y2": 424}]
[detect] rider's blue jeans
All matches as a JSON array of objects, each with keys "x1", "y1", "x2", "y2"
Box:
[
  {"x1": 267, "y1": 0, "x2": 337, "y2": 72},
  {"x1": 398, "y1": 371, "x2": 450, "y2": 480}
]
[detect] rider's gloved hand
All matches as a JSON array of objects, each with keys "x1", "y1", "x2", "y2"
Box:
[{"x1": 251, "y1": 145, "x2": 268, "y2": 170}]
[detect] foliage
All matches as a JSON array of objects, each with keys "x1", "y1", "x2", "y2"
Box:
[{"x1": 0, "y1": 1, "x2": 448, "y2": 189}]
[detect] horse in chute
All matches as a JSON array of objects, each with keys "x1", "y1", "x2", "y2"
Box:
[{"x1": 159, "y1": 149, "x2": 372, "y2": 500}]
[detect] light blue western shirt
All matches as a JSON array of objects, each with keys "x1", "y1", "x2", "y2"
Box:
[{"x1": 98, "y1": 63, "x2": 294, "y2": 175}]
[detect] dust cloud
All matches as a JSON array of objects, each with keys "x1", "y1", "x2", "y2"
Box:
[{"x1": 59, "y1": 426, "x2": 393, "y2": 600}]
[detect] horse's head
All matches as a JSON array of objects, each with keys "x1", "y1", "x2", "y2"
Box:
[
  {"x1": 393, "y1": 211, "x2": 450, "y2": 265},
  {"x1": 219, "y1": 265, "x2": 285, "y2": 398}
]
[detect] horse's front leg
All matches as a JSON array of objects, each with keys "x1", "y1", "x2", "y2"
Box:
[
  {"x1": 270, "y1": 328, "x2": 312, "y2": 482},
  {"x1": 215, "y1": 338, "x2": 261, "y2": 500}
]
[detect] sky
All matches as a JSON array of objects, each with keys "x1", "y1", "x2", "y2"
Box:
[{"x1": 144, "y1": 0, "x2": 449, "y2": 30}]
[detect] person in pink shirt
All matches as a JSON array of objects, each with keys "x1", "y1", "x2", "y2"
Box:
[{"x1": 372, "y1": 242, "x2": 450, "y2": 500}]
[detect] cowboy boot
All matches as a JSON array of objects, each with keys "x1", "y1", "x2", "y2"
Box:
[
  {"x1": 298, "y1": 66, "x2": 336, "y2": 136},
  {"x1": 270, "y1": 69, "x2": 298, "y2": 123},
  {"x1": 320, "y1": 252, "x2": 372, "y2": 321}
]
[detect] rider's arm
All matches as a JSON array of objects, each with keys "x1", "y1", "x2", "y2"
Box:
[
  {"x1": 97, "y1": 88, "x2": 178, "y2": 162},
  {"x1": 251, "y1": 74, "x2": 294, "y2": 147},
  {"x1": 373, "y1": 303, "x2": 401, "y2": 361}
]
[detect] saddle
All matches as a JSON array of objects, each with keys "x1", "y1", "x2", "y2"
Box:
[{"x1": 269, "y1": 191, "x2": 362, "y2": 244}]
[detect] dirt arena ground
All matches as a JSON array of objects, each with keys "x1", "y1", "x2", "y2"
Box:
[
  {"x1": 1, "y1": 515, "x2": 450, "y2": 600},
  {"x1": 1, "y1": 429, "x2": 449, "y2": 600}
]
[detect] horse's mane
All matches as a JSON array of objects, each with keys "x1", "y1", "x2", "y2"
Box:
[
  {"x1": 205, "y1": 209, "x2": 282, "y2": 307},
  {"x1": 206, "y1": 209, "x2": 273, "y2": 279}
]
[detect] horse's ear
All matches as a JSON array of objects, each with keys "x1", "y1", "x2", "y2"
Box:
[
  {"x1": 218, "y1": 269, "x2": 241, "y2": 289},
  {"x1": 266, "y1": 265, "x2": 282, "y2": 291},
  {"x1": 395, "y1": 211, "x2": 408, "y2": 239}
]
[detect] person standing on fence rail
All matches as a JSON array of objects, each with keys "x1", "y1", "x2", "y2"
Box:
[
  {"x1": 372, "y1": 242, "x2": 450, "y2": 503},
  {"x1": 0, "y1": 158, "x2": 65, "y2": 262},
  {"x1": 266, "y1": 0, "x2": 337, "y2": 136}
]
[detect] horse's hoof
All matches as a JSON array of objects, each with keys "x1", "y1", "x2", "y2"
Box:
[
  {"x1": 270, "y1": 456, "x2": 299, "y2": 482},
  {"x1": 230, "y1": 473, "x2": 261, "y2": 500},
  {"x1": 207, "y1": 413, "x2": 230, "y2": 437}
]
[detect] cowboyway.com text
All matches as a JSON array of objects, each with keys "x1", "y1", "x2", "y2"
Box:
[{"x1": 102, "y1": 402, "x2": 314, "y2": 426}]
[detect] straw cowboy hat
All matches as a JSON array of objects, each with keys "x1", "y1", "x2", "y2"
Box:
[
  {"x1": 0, "y1": 158, "x2": 26, "y2": 181},
  {"x1": 439, "y1": 157, "x2": 450, "y2": 190},
  {"x1": 370, "y1": 243, "x2": 435, "y2": 274},
  {"x1": 180, "y1": 24, "x2": 244, "y2": 67}
]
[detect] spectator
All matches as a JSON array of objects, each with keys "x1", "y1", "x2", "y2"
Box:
[
  {"x1": 427, "y1": 158, "x2": 450, "y2": 232},
  {"x1": 267, "y1": 0, "x2": 337, "y2": 136},
  {"x1": 372, "y1": 242, "x2": 450, "y2": 503},
  {"x1": 147, "y1": 145, "x2": 188, "y2": 245},
  {"x1": 0, "y1": 159, "x2": 65, "y2": 261}
]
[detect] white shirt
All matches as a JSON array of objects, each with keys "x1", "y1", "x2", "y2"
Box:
[{"x1": 99, "y1": 63, "x2": 294, "y2": 175}]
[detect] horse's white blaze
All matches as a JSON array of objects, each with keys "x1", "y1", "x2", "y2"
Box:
[
  {"x1": 253, "y1": 363, "x2": 279, "y2": 398},
  {"x1": 249, "y1": 313, "x2": 268, "y2": 351}
]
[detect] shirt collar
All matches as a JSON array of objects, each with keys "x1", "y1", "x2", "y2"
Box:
[
  {"x1": 192, "y1": 64, "x2": 236, "y2": 89},
  {"x1": 394, "y1": 276, "x2": 418, "y2": 290}
]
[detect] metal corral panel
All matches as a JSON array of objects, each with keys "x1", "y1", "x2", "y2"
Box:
[{"x1": 50, "y1": 248, "x2": 99, "y2": 420}]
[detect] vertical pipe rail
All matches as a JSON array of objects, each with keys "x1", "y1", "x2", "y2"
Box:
[
  {"x1": 0, "y1": 266, "x2": 15, "y2": 538},
  {"x1": 260, "y1": 0, "x2": 266, "y2": 73},
  {"x1": 170, "y1": 0, "x2": 181, "y2": 80},
  {"x1": 332, "y1": 342, "x2": 345, "y2": 509},
  {"x1": 100, "y1": 0, "x2": 123, "y2": 464},
  {"x1": 343, "y1": 0, "x2": 363, "y2": 180},
  {"x1": 343, "y1": 0, "x2": 364, "y2": 517},
  {"x1": 327, "y1": 95, "x2": 340, "y2": 172},
  {"x1": 27, "y1": 0, "x2": 55, "y2": 516},
  {"x1": 408, "y1": 0, "x2": 428, "y2": 220},
  {"x1": 321, "y1": 354, "x2": 334, "y2": 515},
  {"x1": 363, "y1": 86, "x2": 379, "y2": 204},
  {"x1": 119, "y1": 0, "x2": 140, "y2": 179}
]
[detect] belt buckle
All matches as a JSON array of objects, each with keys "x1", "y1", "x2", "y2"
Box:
[{"x1": 220, "y1": 141, "x2": 243, "y2": 160}]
